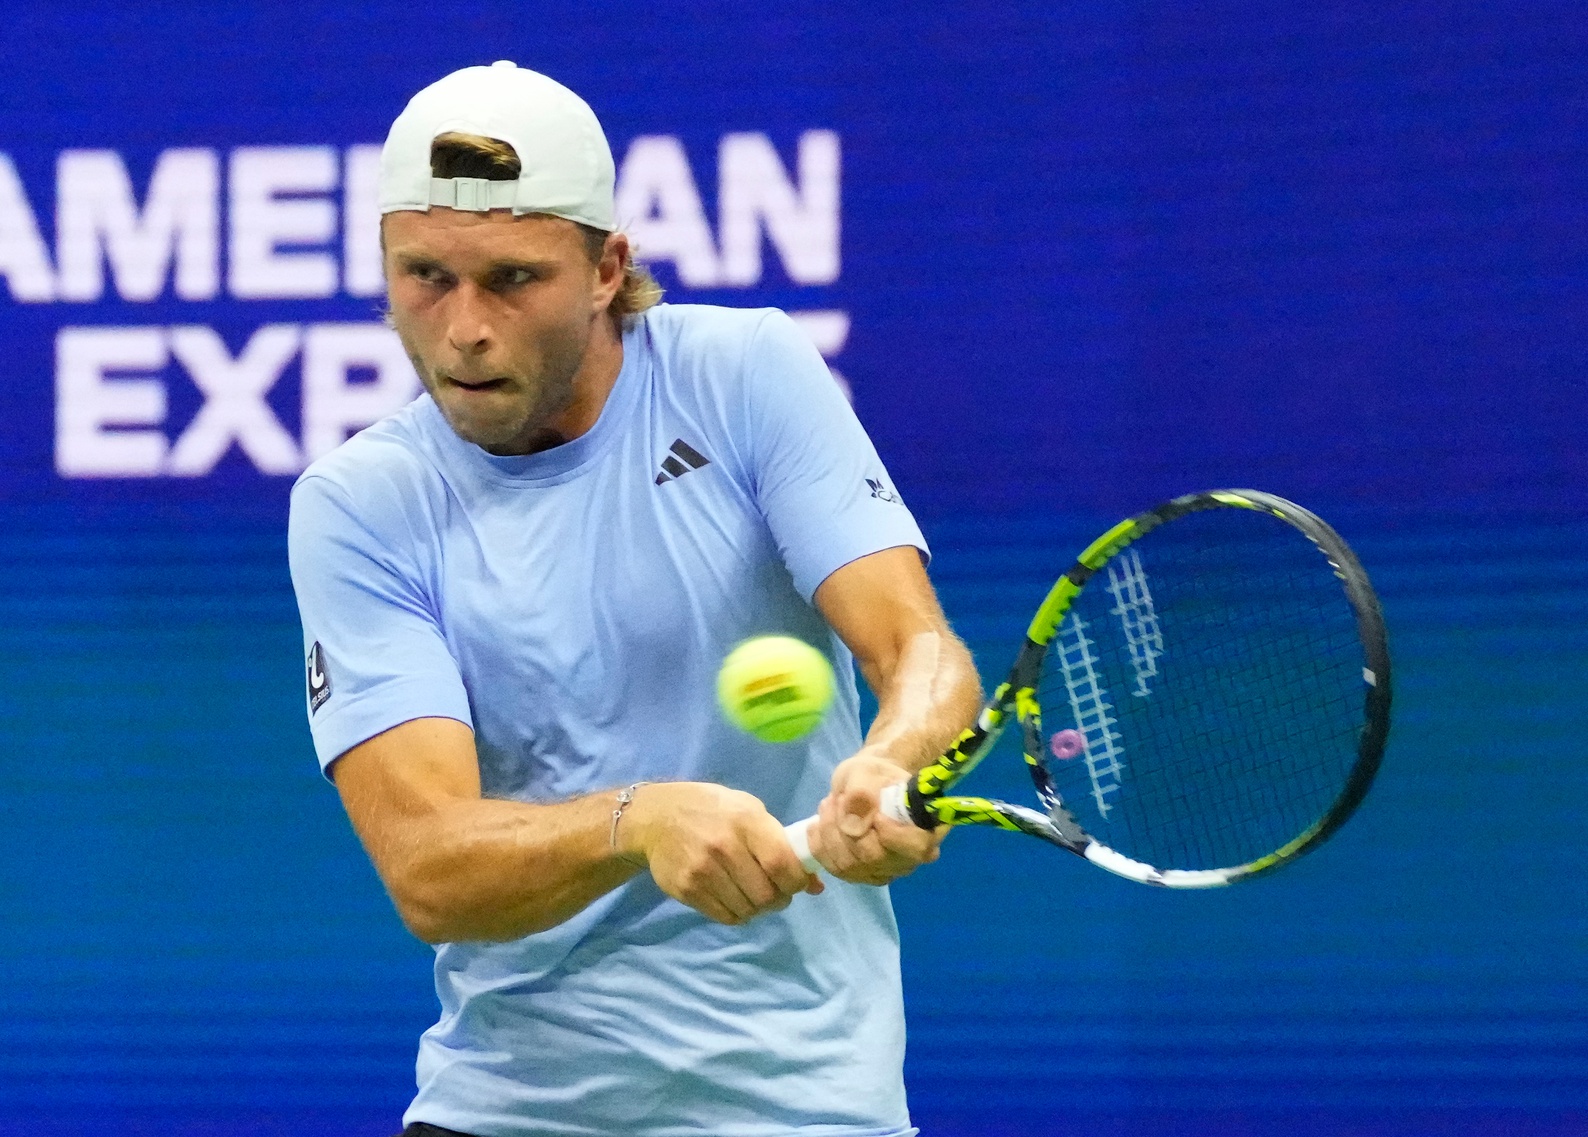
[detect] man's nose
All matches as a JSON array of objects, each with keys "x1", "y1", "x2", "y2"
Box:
[{"x1": 444, "y1": 283, "x2": 494, "y2": 356}]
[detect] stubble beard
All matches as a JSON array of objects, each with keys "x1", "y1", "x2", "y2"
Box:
[{"x1": 398, "y1": 321, "x2": 588, "y2": 456}]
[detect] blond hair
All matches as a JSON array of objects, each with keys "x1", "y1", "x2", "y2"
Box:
[{"x1": 430, "y1": 132, "x2": 663, "y2": 320}]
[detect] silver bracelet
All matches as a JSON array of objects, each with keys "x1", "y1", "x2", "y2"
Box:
[{"x1": 609, "y1": 781, "x2": 651, "y2": 859}]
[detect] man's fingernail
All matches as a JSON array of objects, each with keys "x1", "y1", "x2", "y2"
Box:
[{"x1": 840, "y1": 816, "x2": 869, "y2": 838}]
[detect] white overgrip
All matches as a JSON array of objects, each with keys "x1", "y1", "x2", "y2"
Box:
[
  {"x1": 878, "y1": 781, "x2": 911, "y2": 823},
  {"x1": 784, "y1": 816, "x2": 820, "y2": 874},
  {"x1": 782, "y1": 782, "x2": 916, "y2": 875}
]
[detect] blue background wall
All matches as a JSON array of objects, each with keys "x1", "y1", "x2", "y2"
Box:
[{"x1": 1, "y1": 2, "x2": 1584, "y2": 1134}]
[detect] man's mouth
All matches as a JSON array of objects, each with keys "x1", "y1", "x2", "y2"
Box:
[{"x1": 445, "y1": 375, "x2": 509, "y2": 393}]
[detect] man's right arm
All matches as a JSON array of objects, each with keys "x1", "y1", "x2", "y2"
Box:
[{"x1": 332, "y1": 716, "x2": 819, "y2": 943}]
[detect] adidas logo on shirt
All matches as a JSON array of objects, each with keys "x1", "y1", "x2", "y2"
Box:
[{"x1": 655, "y1": 439, "x2": 711, "y2": 485}]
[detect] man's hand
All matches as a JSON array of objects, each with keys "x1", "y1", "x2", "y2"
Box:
[
  {"x1": 811, "y1": 749, "x2": 943, "y2": 886},
  {"x1": 617, "y1": 782, "x2": 823, "y2": 925}
]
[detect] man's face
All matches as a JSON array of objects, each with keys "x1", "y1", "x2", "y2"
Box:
[{"x1": 383, "y1": 208, "x2": 610, "y2": 455}]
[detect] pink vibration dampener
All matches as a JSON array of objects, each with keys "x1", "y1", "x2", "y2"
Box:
[{"x1": 1049, "y1": 729, "x2": 1085, "y2": 760}]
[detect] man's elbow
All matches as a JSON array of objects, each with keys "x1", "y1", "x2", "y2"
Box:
[
  {"x1": 392, "y1": 891, "x2": 462, "y2": 945},
  {"x1": 391, "y1": 892, "x2": 527, "y2": 944},
  {"x1": 386, "y1": 872, "x2": 554, "y2": 945},
  {"x1": 381, "y1": 867, "x2": 461, "y2": 943}
]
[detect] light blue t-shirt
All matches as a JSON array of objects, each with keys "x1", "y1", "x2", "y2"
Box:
[{"x1": 287, "y1": 304, "x2": 928, "y2": 1137}]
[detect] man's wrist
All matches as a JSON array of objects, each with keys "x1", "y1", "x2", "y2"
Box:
[
  {"x1": 852, "y1": 744, "x2": 920, "y2": 776},
  {"x1": 609, "y1": 782, "x2": 651, "y2": 867}
]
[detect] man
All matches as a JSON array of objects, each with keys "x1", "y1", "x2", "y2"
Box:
[{"x1": 288, "y1": 61, "x2": 981, "y2": 1137}]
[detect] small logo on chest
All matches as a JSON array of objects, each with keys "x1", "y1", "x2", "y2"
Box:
[{"x1": 655, "y1": 438, "x2": 712, "y2": 485}]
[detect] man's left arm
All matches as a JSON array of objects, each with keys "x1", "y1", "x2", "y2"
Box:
[{"x1": 809, "y1": 545, "x2": 983, "y2": 884}]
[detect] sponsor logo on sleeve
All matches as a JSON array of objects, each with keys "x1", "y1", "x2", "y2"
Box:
[
  {"x1": 307, "y1": 641, "x2": 332, "y2": 713},
  {"x1": 866, "y1": 476, "x2": 900, "y2": 504}
]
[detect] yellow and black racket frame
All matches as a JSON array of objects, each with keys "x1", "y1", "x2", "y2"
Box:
[{"x1": 900, "y1": 488, "x2": 1392, "y2": 887}]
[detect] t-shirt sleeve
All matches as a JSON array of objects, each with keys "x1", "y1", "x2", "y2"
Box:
[
  {"x1": 745, "y1": 310, "x2": 929, "y2": 601},
  {"x1": 287, "y1": 473, "x2": 473, "y2": 777}
]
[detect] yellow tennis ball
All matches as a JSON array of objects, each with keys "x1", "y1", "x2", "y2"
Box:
[{"x1": 717, "y1": 635, "x2": 835, "y2": 743}]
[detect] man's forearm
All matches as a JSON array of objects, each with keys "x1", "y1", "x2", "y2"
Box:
[
  {"x1": 807, "y1": 626, "x2": 980, "y2": 883},
  {"x1": 333, "y1": 719, "x2": 643, "y2": 944},
  {"x1": 379, "y1": 791, "x2": 641, "y2": 944},
  {"x1": 859, "y1": 628, "x2": 983, "y2": 773}
]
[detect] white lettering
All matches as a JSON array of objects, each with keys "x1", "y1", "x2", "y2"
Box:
[
  {"x1": 301, "y1": 323, "x2": 420, "y2": 461},
  {"x1": 229, "y1": 146, "x2": 338, "y2": 299},
  {"x1": 343, "y1": 144, "x2": 385, "y2": 298},
  {"x1": 166, "y1": 325, "x2": 302, "y2": 475},
  {"x1": 56, "y1": 326, "x2": 168, "y2": 476},
  {"x1": 56, "y1": 149, "x2": 219, "y2": 302},
  {"x1": 718, "y1": 131, "x2": 839, "y2": 286},
  {"x1": 0, "y1": 153, "x2": 56, "y2": 302},
  {"x1": 615, "y1": 135, "x2": 721, "y2": 286}
]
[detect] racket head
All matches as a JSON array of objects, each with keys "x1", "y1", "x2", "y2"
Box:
[{"x1": 1025, "y1": 490, "x2": 1390, "y2": 884}]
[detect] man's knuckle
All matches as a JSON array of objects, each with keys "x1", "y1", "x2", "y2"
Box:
[
  {"x1": 682, "y1": 863, "x2": 714, "y2": 891},
  {"x1": 747, "y1": 883, "x2": 776, "y2": 907},
  {"x1": 703, "y1": 835, "x2": 733, "y2": 860}
]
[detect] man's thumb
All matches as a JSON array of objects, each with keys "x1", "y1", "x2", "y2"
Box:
[{"x1": 838, "y1": 787, "x2": 874, "y2": 838}]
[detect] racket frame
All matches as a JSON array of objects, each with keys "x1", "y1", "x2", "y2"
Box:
[{"x1": 899, "y1": 488, "x2": 1392, "y2": 888}]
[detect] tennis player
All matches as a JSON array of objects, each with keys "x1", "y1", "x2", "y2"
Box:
[{"x1": 288, "y1": 62, "x2": 980, "y2": 1137}]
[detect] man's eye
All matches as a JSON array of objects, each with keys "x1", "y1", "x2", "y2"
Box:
[
  {"x1": 409, "y1": 264, "x2": 446, "y2": 283},
  {"x1": 499, "y1": 268, "x2": 537, "y2": 287}
]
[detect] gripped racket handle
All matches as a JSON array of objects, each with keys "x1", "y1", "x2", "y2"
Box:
[{"x1": 783, "y1": 783, "x2": 914, "y2": 873}]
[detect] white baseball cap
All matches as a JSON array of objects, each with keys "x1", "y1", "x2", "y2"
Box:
[{"x1": 378, "y1": 60, "x2": 616, "y2": 231}]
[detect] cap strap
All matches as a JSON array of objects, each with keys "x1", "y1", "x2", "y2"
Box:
[{"x1": 428, "y1": 176, "x2": 519, "y2": 212}]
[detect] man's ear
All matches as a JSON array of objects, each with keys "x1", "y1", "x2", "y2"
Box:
[{"x1": 596, "y1": 232, "x2": 630, "y2": 304}]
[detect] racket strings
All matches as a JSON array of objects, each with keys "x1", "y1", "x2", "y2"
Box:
[{"x1": 1035, "y1": 510, "x2": 1367, "y2": 872}]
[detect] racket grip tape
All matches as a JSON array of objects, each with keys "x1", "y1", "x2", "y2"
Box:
[{"x1": 782, "y1": 783, "x2": 916, "y2": 874}]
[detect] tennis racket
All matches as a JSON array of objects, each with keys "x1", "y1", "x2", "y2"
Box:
[{"x1": 784, "y1": 489, "x2": 1391, "y2": 887}]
